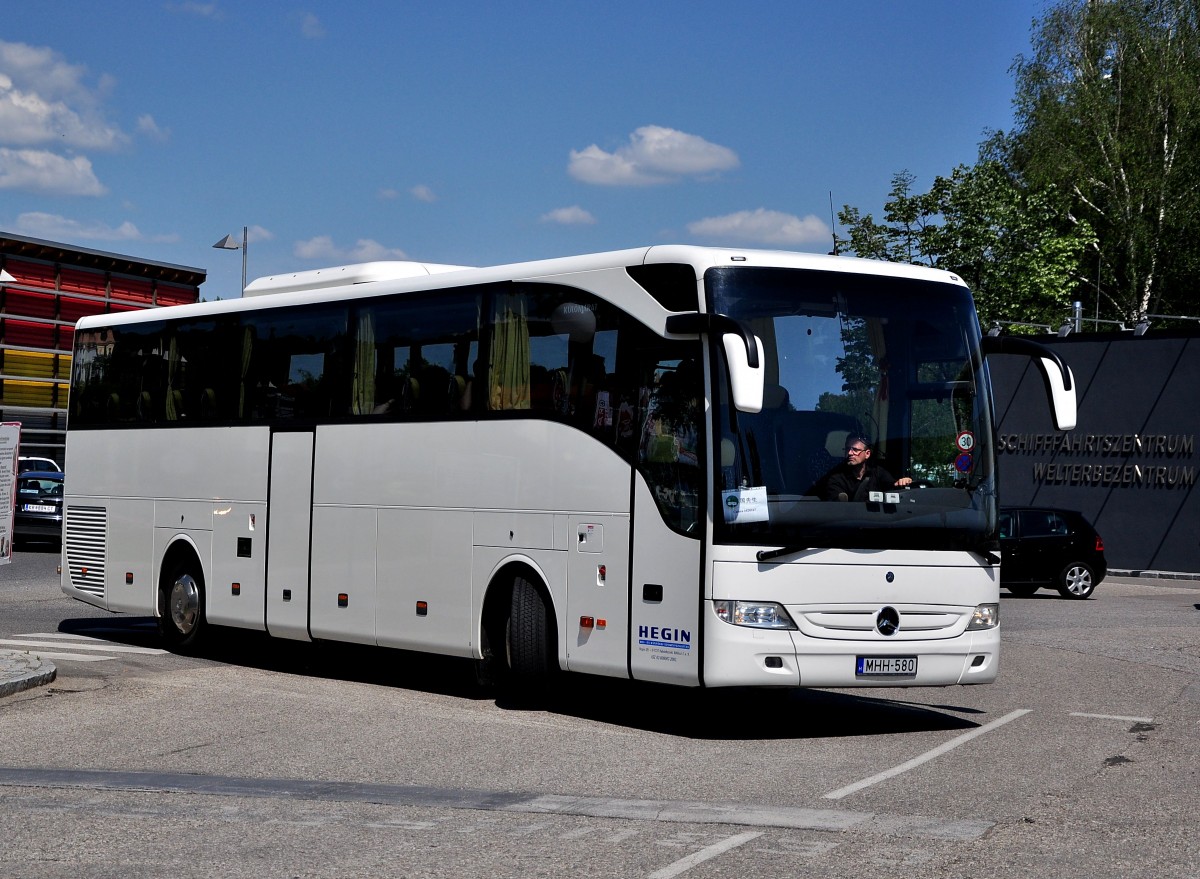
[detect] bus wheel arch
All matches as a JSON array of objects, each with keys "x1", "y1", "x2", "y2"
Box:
[
  {"x1": 157, "y1": 538, "x2": 207, "y2": 653},
  {"x1": 479, "y1": 561, "x2": 559, "y2": 695}
]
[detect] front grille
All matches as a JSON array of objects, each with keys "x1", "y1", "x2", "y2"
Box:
[
  {"x1": 797, "y1": 607, "x2": 966, "y2": 641},
  {"x1": 64, "y1": 505, "x2": 107, "y2": 599}
]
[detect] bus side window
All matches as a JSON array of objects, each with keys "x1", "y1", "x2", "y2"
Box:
[{"x1": 358, "y1": 292, "x2": 482, "y2": 420}]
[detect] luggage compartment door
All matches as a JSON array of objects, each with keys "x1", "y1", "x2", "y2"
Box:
[{"x1": 265, "y1": 430, "x2": 314, "y2": 641}]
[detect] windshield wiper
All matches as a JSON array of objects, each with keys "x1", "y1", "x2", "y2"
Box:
[{"x1": 756, "y1": 544, "x2": 809, "y2": 562}]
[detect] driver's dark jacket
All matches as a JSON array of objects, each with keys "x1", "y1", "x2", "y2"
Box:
[{"x1": 821, "y1": 461, "x2": 900, "y2": 502}]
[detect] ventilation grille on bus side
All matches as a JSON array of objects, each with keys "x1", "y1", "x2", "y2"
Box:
[{"x1": 64, "y1": 505, "x2": 107, "y2": 599}]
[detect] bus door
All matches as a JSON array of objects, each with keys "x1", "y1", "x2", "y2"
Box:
[
  {"x1": 628, "y1": 480, "x2": 703, "y2": 685},
  {"x1": 626, "y1": 353, "x2": 705, "y2": 686},
  {"x1": 265, "y1": 429, "x2": 315, "y2": 641}
]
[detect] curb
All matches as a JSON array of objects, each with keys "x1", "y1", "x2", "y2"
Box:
[
  {"x1": 1109, "y1": 569, "x2": 1200, "y2": 582},
  {"x1": 0, "y1": 651, "x2": 57, "y2": 698}
]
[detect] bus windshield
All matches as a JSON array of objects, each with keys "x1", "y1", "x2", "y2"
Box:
[{"x1": 708, "y1": 266, "x2": 996, "y2": 553}]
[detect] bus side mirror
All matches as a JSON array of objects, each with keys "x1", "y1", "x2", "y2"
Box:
[
  {"x1": 1040, "y1": 357, "x2": 1076, "y2": 431},
  {"x1": 664, "y1": 313, "x2": 764, "y2": 413},
  {"x1": 724, "y1": 333, "x2": 764, "y2": 413},
  {"x1": 980, "y1": 335, "x2": 1077, "y2": 431}
]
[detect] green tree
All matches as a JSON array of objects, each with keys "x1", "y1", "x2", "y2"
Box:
[
  {"x1": 928, "y1": 158, "x2": 1096, "y2": 327},
  {"x1": 837, "y1": 171, "x2": 940, "y2": 265},
  {"x1": 837, "y1": 165, "x2": 1095, "y2": 328},
  {"x1": 1010, "y1": 0, "x2": 1200, "y2": 322},
  {"x1": 816, "y1": 317, "x2": 877, "y2": 422}
]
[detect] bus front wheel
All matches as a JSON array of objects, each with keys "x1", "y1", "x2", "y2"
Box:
[
  {"x1": 505, "y1": 575, "x2": 556, "y2": 689},
  {"x1": 158, "y1": 559, "x2": 206, "y2": 653}
]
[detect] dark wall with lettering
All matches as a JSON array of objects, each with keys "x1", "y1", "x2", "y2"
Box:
[{"x1": 990, "y1": 332, "x2": 1199, "y2": 574}]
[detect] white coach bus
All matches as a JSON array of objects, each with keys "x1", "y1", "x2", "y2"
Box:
[{"x1": 61, "y1": 246, "x2": 1074, "y2": 692}]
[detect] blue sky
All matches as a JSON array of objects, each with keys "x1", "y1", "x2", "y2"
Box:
[{"x1": 2, "y1": 1, "x2": 1049, "y2": 299}]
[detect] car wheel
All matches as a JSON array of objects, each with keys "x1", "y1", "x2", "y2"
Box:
[
  {"x1": 1057, "y1": 562, "x2": 1096, "y2": 599},
  {"x1": 1005, "y1": 582, "x2": 1040, "y2": 597},
  {"x1": 158, "y1": 558, "x2": 206, "y2": 652}
]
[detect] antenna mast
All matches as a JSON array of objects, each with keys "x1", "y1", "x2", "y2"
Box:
[{"x1": 829, "y1": 191, "x2": 838, "y2": 255}]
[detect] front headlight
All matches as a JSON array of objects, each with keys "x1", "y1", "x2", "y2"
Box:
[
  {"x1": 714, "y1": 600, "x2": 797, "y2": 630},
  {"x1": 966, "y1": 603, "x2": 999, "y2": 630}
]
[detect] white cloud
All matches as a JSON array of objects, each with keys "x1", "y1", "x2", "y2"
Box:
[
  {"x1": 298, "y1": 12, "x2": 326, "y2": 38},
  {"x1": 687, "y1": 209, "x2": 831, "y2": 247},
  {"x1": 0, "y1": 42, "x2": 127, "y2": 150},
  {"x1": 569, "y1": 125, "x2": 739, "y2": 186},
  {"x1": 14, "y1": 211, "x2": 178, "y2": 244},
  {"x1": 410, "y1": 184, "x2": 436, "y2": 203},
  {"x1": 248, "y1": 224, "x2": 273, "y2": 244},
  {"x1": 137, "y1": 113, "x2": 170, "y2": 142},
  {"x1": 0, "y1": 148, "x2": 106, "y2": 195},
  {"x1": 220, "y1": 224, "x2": 273, "y2": 245},
  {"x1": 378, "y1": 185, "x2": 435, "y2": 202},
  {"x1": 294, "y1": 236, "x2": 408, "y2": 262},
  {"x1": 0, "y1": 42, "x2": 94, "y2": 102},
  {"x1": 0, "y1": 40, "x2": 145, "y2": 197},
  {"x1": 569, "y1": 144, "x2": 654, "y2": 186},
  {"x1": 540, "y1": 205, "x2": 596, "y2": 225},
  {"x1": 167, "y1": 2, "x2": 223, "y2": 19},
  {"x1": 294, "y1": 236, "x2": 339, "y2": 260}
]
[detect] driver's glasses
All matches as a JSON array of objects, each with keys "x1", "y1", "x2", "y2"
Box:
[{"x1": 845, "y1": 446, "x2": 867, "y2": 456}]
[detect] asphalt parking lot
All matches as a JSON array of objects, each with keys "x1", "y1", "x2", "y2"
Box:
[{"x1": 2, "y1": 554, "x2": 1198, "y2": 879}]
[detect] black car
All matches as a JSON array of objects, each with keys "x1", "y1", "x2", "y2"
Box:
[
  {"x1": 998, "y1": 507, "x2": 1107, "y2": 599},
  {"x1": 13, "y1": 470, "x2": 64, "y2": 546}
]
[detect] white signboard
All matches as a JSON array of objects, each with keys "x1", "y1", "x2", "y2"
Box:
[{"x1": 0, "y1": 423, "x2": 20, "y2": 564}]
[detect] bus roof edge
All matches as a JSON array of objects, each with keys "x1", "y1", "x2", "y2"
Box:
[{"x1": 242, "y1": 261, "x2": 474, "y2": 296}]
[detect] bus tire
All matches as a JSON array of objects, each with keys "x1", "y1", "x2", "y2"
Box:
[
  {"x1": 158, "y1": 557, "x2": 206, "y2": 653},
  {"x1": 506, "y1": 574, "x2": 555, "y2": 690}
]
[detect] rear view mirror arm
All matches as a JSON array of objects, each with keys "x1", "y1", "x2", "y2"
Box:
[
  {"x1": 980, "y1": 334, "x2": 1077, "y2": 431},
  {"x1": 665, "y1": 313, "x2": 760, "y2": 369},
  {"x1": 980, "y1": 335, "x2": 1072, "y2": 392}
]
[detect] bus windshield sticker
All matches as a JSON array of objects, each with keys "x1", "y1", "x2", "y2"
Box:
[{"x1": 722, "y1": 486, "x2": 769, "y2": 524}]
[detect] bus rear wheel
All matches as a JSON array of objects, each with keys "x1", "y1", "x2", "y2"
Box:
[{"x1": 158, "y1": 559, "x2": 206, "y2": 653}]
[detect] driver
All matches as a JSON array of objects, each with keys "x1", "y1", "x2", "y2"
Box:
[{"x1": 822, "y1": 435, "x2": 912, "y2": 501}]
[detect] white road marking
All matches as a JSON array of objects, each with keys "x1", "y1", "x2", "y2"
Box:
[
  {"x1": 0, "y1": 634, "x2": 167, "y2": 664},
  {"x1": 0, "y1": 637, "x2": 166, "y2": 656},
  {"x1": 9, "y1": 651, "x2": 114, "y2": 662},
  {"x1": 1070, "y1": 712, "x2": 1155, "y2": 723},
  {"x1": 0, "y1": 766, "x2": 995, "y2": 841},
  {"x1": 515, "y1": 794, "x2": 990, "y2": 840},
  {"x1": 823, "y1": 708, "x2": 1033, "y2": 800},
  {"x1": 647, "y1": 831, "x2": 762, "y2": 879}
]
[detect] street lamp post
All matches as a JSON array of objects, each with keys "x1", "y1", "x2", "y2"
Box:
[{"x1": 212, "y1": 226, "x2": 247, "y2": 295}]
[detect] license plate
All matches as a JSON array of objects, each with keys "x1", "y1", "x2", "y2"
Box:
[
  {"x1": 856, "y1": 656, "x2": 917, "y2": 676},
  {"x1": 23, "y1": 504, "x2": 56, "y2": 514}
]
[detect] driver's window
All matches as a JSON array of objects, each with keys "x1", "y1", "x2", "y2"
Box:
[{"x1": 635, "y1": 346, "x2": 703, "y2": 536}]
